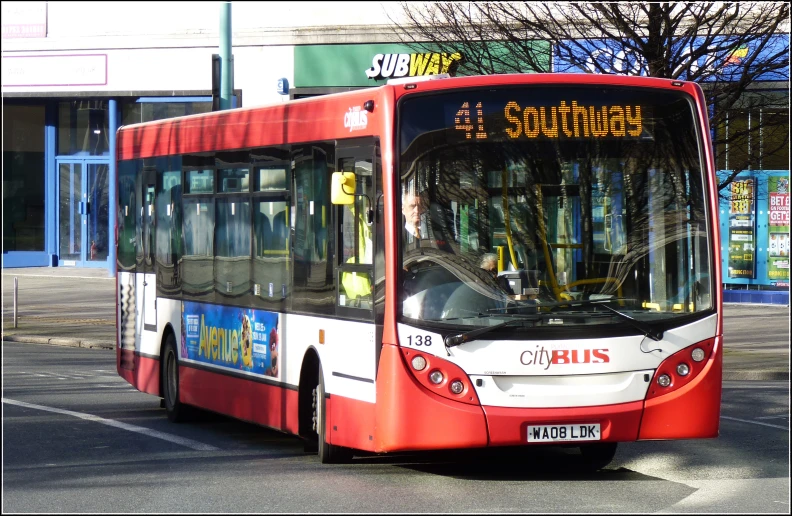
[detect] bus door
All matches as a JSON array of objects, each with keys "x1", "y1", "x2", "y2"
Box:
[
  {"x1": 139, "y1": 166, "x2": 157, "y2": 334},
  {"x1": 334, "y1": 142, "x2": 376, "y2": 319}
]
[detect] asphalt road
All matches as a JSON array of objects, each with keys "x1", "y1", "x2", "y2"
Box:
[{"x1": 2, "y1": 342, "x2": 788, "y2": 513}]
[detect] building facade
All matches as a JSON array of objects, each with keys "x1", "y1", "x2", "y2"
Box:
[{"x1": 2, "y1": 2, "x2": 789, "y2": 304}]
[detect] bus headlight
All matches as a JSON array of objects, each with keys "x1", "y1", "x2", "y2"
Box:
[
  {"x1": 657, "y1": 374, "x2": 672, "y2": 387},
  {"x1": 429, "y1": 370, "x2": 444, "y2": 384},
  {"x1": 691, "y1": 348, "x2": 706, "y2": 362},
  {"x1": 677, "y1": 363, "x2": 690, "y2": 376},
  {"x1": 411, "y1": 355, "x2": 427, "y2": 371}
]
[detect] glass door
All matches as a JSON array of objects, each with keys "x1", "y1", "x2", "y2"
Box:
[
  {"x1": 86, "y1": 162, "x2": 110, "y2": 264},
  {"x1": 58, "y1": 161, "x2": 83, "y2": 265},
  {"x1": 57, "y1": 159, "x2": 110, "y2": 267}
]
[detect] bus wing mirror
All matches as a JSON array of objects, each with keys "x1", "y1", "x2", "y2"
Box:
[{"x1": 331, "y1": 172, "x2": 356, "y2": 205}]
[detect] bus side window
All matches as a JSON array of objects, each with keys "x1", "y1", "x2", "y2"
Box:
[
  {"x1": 182, "y1": 198, "x2": 215, "y2": 300},
  {"x1": 155, "y1": 157, "x2": 182, "y2": 295},
  {"x1": 291, "y1": 143, "x2": 335, "y2": 316},
  {"x1": 336, "y1": 149, "x2": 375, "y2": 316},
  {"x1": 117, "y1": 159, "x2": 139, "y2": 274},
  {"x1": 253, "y1": 200, "x2": 289, "y2": 309}
]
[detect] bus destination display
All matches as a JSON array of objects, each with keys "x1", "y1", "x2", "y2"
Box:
[{"x1": 451, "y1": 100, "x2": 647, "y2": 141}]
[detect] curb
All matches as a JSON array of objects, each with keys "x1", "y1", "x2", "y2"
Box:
[
  {"x1": 3, "y1": 335, "x2": 787, "y2": 381},
  {"x1": 2, "y1": 334, "x2": 114, "y2": 350}
]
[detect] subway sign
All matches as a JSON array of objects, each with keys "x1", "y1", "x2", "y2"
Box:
[{"x1": 366, "y1": 52, "x2": 464, "y2": 80}]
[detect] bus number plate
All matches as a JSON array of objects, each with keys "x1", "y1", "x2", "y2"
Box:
[{"x1": 527, "y1": 423, "x2": 601, "y2": 442}]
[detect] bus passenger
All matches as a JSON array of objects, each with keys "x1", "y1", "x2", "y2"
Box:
[{"x1": 480, "y1": 252, "x2": 515, "y2": 295}]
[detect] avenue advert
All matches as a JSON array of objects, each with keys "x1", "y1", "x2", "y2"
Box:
[
  {"x1": 728, "y1": 179, "x2": 756, "y2": 279},
  {"x1": 181, "y1": 302, "x2": 279, "y2": 378}
]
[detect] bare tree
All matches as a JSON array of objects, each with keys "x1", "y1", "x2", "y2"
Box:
[{"x1": 389, "y1": 2, "x2": 790, "y2": 195}]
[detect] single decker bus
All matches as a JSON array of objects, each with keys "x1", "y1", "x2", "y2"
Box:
[{"x1": 116, "y1": 72, "x2": 722, "y2": 469}]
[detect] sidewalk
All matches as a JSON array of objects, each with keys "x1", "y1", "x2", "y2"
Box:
[{"x1": 2, "y1": 267, "x2": 789, "y2": 380}]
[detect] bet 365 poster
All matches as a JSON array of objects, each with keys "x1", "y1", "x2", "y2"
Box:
[
  {"x1": 181, "y1": 302, "x2": 279, "y2": 378},
  {"x1": 727, "y1": 179, "x2": 756, "y2": 279},
  {"x1": 768, "y1": 176, "x2": 790, "y2": 286}
]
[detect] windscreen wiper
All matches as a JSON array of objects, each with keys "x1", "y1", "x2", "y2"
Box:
[
  {"x1": 545, "y1": 298, "x2": 662, "y2": 341},
  {"x1": 444, "y1": 316, "x2": 539, "y2": 347},
  {"x1": 595, "y1": 303, "x2": 664, "y2": 341},
  {"x1": 488, "y1": 297, "x2": 663, "y2": 342},
  {"x1": 488, "y1": 297, "x2": 636, "y2": 311}
]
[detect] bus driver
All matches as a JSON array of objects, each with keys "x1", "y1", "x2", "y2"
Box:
[{"x1": 402, "y1": 191, "x2": 427, "y2": 245}]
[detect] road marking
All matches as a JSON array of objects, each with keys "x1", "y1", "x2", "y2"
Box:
[
  {"x1": 756, "y1": 415, "x2": 789, "y2": 420},
  {"x1": 2, "y1": 398, "x2": 219, "y2": 451},
  {"x1": 95, "y1": 384, "x2": 137, "y2": 390},
  {"x1": 721, "y1": 415, "x2": 788, "y2": 430}
]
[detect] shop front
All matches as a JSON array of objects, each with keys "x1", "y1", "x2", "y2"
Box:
[
  {"x1": 2, "y1": 42, "x2": 284, "y2": 275},
  {"x1": 291, "y1": 41, "x2": 546, "y2": 98}
]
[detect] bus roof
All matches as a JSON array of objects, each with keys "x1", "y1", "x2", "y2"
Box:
[{"x1": 117, "y1": 73, "x2": 701, "y2": 161}]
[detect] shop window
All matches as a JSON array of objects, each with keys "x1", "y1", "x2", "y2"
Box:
[
  {"x1": 58, "y1": 100, "x2": 109, "y2": 156},
  {"x1": 121, "y1": 99, "x2": 212, "y2": 126},
  {"x1": 715, "y1": 92, "x2": 789, "y2": 173},
  {"x1": 762, "y1": 111, "x2": 790, "y2": 170},
  {"x1": 3, "y1": 104, "x2": 45, "y2": 251}
]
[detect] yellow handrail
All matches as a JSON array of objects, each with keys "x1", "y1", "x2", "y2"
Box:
[{"x1": 501, "y1": 167, "x2": 519, "y2": 271}]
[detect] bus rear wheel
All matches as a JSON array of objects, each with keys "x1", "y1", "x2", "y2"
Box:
[
  {"x1": 315, "y1": 364, "x2": 353, "y2": 464},
  {"x1": 161, "y1": 333, "x2": 189, "y2": 423},
  {"x1": 579, "y1": 442, "x2": 618, "y2": 471}
]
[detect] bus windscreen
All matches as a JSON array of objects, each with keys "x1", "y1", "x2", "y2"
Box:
[{"x1": 398, "y1": 85, "x2": 712, "y2": 331}]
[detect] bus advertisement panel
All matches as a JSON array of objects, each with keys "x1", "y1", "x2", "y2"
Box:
[{"x1": 182, "y1": 301, "x2": 280, "y2": 378}]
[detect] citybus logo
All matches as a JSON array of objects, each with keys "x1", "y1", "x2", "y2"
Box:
[
  {"x1": 519, "y1": 345, "x2": 610, "y2": 370},
  {"x1": 344, "y1": 106, "x2": 367, "y2": 132},
  {"x1": 366, "y1": 52, "x2": 463, "y2": 80}
]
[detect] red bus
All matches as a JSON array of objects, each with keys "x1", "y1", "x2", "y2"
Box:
[{"x1": 116, "y1": 73, "x2": 722, "y2": 468}]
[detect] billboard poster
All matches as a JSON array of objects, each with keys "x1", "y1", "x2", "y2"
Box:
[
  {"x1": 181, "y1": 301, "x2": 279, "y2": 378},
  {"x1": 553, "y1": 34, "x2": 788, "y2": 82},
  {"x1": 767, "y1": 176, "x2": 790, "y2": 286},
  {"x1": 727, "y1": 179, "x2": 756, "y2": 279}
]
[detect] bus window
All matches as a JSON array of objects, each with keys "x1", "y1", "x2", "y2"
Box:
[
  {"x1": 215, "y1": 199, "x2": 251, "y2": 299},
  {"x1": 182, "y1": 198, "x2": 215, "y2": 300},
  {"x1": 156, "y1": 158, "x2": 182, "y2": 296},
  {"x1": 292, "y1": 143, "x2": 335, "y2": 315},
  {"x1": 117, "y1": 159, "x2": 139, "y2": 273},
  {"x1": 337, "y1": 152, "x2": 374, "y2": 313},
  {"x1": 253, "y1": 200, "x2": 289, "y2": 308},
  {"x1": 399, "y1": 84, "x2": 713, "y2": 323}
]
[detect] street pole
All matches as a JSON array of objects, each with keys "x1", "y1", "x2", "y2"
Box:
[
  {"x1": 14, "y1": 277, "x2": 18, "y2": 328},
  {"x1": 219, "y1": 2, "x2": 233, "y2": 110}
]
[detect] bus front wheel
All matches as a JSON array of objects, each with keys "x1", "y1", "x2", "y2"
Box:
[
  {"x1": 315, "y1": 364, "x2": 353, "y2": 464},
  {"x1": 161, "y1": 333, "x2": 189, "y2": 423}
]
